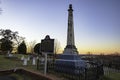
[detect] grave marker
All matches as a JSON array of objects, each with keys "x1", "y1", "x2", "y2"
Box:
[
  {"x1": 23, "y1": 58, "x2": 27, "y2": 66},
  {"x1": 21, "y1": 55, "x2": 24, "y2": 60},
  {"x1": 32, "y1": 57, "x2": 36, "y2": 65}
]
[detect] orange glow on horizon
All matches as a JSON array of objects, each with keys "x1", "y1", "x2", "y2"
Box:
[{"x1": 57, "y1": 46, "x2": 120, "y2": 54}]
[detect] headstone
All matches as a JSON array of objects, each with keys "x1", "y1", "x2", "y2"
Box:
[
  {"x1": 7, "y1": 51, "x2": 13, "y2": 57},
  {"x1": 40, "y1": 57, "x2": 44, "y2": 64},
  {"x1": 21, "y1": 55, "x2": 24, "y2": 60},
  {"x1": 8, "y1": 53, "x2": 13, "y2": 57},
  {"x1": 36, "y1": 56, "x2": 40, "y2": 70},
  {"x1": 7, "y1": 51, "x2": 10, "y2": 54},
  {"x1": 27, "y1": 56, "x2": 30, "y2": 61},
  {"x1": 32, "y1": 57, "x2": 36, "y2": 65},
  {"x1": 23, "y1": 58, "x2": 27, "y2": 66},
  {"x1": 36, "y1": 56, "x2": 39, "y2": 60}
]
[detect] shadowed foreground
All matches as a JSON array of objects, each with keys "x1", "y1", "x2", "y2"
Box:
[{"x1": 0, "y1": 76, "x2": 17, "y2": 80}]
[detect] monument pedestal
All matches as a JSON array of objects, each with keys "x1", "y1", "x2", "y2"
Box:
[
  {"x1": 55, "y1": 54, "x2": 86, "y2": 74},
  {"x1": 63, "y1": 45, "x2": 78, "y2": 54},
  {"x1": 55, "y1": 54, "x2": 86, "y2": 67}
]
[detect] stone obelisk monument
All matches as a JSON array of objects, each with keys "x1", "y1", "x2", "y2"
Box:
[
  {"x1": 63, "y1": 4, "x2": 78, "y2": 54},
  {"x1": 55, "y1": 4, "x2": 86, "y2": 72}
]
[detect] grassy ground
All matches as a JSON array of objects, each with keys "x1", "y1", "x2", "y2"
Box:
[
  {"x1": 0, "y1": 54, "x2": 36, "y2": 70},
  {"x1": 104, "y1": 72, "x2": 120, "y2": 80},
  {"x1": 0, "y1": 54, "x2": 120, "y2": 80},
  {"x1": 0, "y1": 54, "x2": 65, "y2": 80}
]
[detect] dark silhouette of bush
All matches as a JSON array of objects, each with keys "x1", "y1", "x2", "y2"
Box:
[
  {"x1": 1, "y1": 39, "x2": 13, "y2": 52},
  {"x1": 34, "y1": 43, "x2": 41, "y2": 55},
  {"x1": 0, "y1": 29, "x2": 24, "y2": 53},
  {"x1": 17, "y1": 41, "x2": 27, "y2": 54}
]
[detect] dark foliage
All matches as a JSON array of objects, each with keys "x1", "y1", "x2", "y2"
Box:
[
  {"x1": 0, "y1": 29, "x2": 24, "y2": 53},
  {"x1": 1, "y1": 39, "x2": 13, "y2": 52},
  {"x1": 34, "y1": 43, "x2": 41, "y2": 55},
  {"x1": 17, "y1": 41, "x2": 27, "y2": 54},
  {"x1": 0, "y1": 29, "x2": 14, "y2": 52}
]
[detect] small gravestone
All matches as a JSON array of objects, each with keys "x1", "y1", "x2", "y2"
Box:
[
  {"x1": 21, "y1": 55, "x2": 24, "y2": 60},
  {"x1": 27, "y1": 56, "x2": 30, "y2": 61},
  {"x1": 7, "y1": 51, "x2": 13, "y2": 57},
  {"x1": 36, "y1": 56, "x2": 39, "y2": 59},
  {"x1": 8, "y1": 53, "x2": 13, "y2": 57},
  {"x1": 32, "y1": 57, "x2": 36, "y2": 65},
  {"x1": 7, "y1": 51, "x2": 10, "y2": 54},
  {"x1": 23, "y1": 58, "x2": 27, "y2": 66},
  {"x1": 40, "y1": 57, "x2": 44, "y2": 64},
  {"x1": 5, "y1": 51, "x2": 14, "y2": 59}
]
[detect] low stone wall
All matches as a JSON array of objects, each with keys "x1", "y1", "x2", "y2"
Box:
[{"x1": 0, "y1": 68, "x2": 54, "y2": 80}]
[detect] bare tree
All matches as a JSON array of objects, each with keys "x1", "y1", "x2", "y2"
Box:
[
  {"x1": 27, "y1": 40, "x2": 36, "y2": 53},
  {"x1": 54, "y1": 39, "x2": 61, "y2": 55}
]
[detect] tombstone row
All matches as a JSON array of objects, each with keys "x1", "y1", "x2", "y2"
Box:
[{"x1": 21, "y1": 55, "x2": 36, "y2": 66}]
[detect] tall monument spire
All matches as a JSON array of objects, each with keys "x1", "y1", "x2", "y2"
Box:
[
  {"x1": 64, "y1": 4, "x2": 78, "y2": 54},
  {"x1": 55, "y1": 4, "x2": 86, "y2": 74}
]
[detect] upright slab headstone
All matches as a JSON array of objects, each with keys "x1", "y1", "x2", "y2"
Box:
[
  {"x1": 7, "y1": 51, "x2": 13, "y2": 57},
  {"x1": 32, "y1": 57, "x2": 36, "y2": 65},
  {"x1": 27, "y1": 56, "x2": 30, "y2": 61},
  {"x1": 23, "y1": 58, "x2": 27, "y2": 66},
  {"x1": 7, "y1": 51, "x2": 10, "y2": 55},
  {"x1": 40, "y1": 57, "x2": 44, "y2": 64},
  {"x1": 9, "y1": 54, "x2": 13, "y2": 57},
  {"x1": 21, "y1": 55, "x2": 24, "y2": 60}
]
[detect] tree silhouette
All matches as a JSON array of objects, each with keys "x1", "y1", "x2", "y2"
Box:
[
  {"x1": 34, "y1": 43, "x2": 41, "y2": 55},
  {"x1": 17, "y1": 41, "x2": 27, "y2": 54},
  {"x1": 0, "y1": 38, "x2": 13, "y2": 52},
  {"x1": 0, "y1": 29, "x2": 24, "y2": 53}
]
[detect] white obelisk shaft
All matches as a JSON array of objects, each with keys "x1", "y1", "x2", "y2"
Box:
[{"x1": 64, "y1": 4, "x2": 78, "y2": 54}]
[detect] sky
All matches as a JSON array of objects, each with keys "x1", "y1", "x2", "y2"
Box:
[{"x1": 0, "y1": 0, "x2": 120, "y2": 54}]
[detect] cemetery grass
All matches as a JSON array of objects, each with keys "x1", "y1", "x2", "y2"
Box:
[
  {"x1": 0, "y1": 54, "x2": 66, "y2": 80},
  {"x1": 0, "y1": 54, "x2": 36, "y2": 70},
  {"x1": 104, "y1": 72, "x2": 120, "y2": 80},
  {"x1": 9, "y1": 73, "x2": 32, "y2": 80},
  {"x1": 1, "y1": 54, "x2": 120, "y2": 80}
]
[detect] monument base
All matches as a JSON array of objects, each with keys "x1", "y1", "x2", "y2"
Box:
[
  {"x1": 55, "y1": 54, "x2": 86, "y2": 74},
  {"x1": 63, "y1": 45, "x2": 78, "y2": 54}
]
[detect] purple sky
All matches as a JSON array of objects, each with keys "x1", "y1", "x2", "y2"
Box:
[{"x1": 0, "y1": 0, "x2": 120, "y2": 54}]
